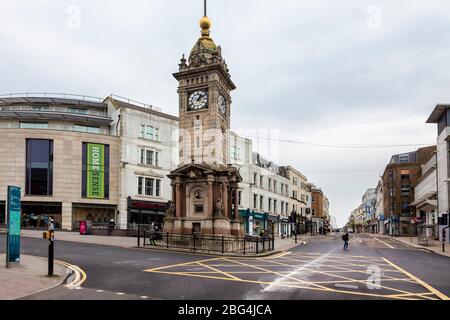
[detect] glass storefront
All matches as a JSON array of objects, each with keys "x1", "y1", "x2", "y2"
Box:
[
  {"x1": 127, "y1": 198, "x2": 166, "y2": 230},
  {"x1": 26, "y1": 139, "x2": 53, "y2": 196},
  {"x1": 21, "y1": 202, "x2": 62, "y2": 229}
]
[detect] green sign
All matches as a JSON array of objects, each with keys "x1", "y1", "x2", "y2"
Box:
[
  {"x1": 87, "y1": 143, "x2": 105, "y2": 199},
  {"x1": 7, "y1": 186, "x2": 21, "y2": 264}
]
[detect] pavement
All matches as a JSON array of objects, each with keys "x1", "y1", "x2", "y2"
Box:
[
  {"x1": 393, "y1": 236, "x2": 450, "y2": 257},
  {"x1": 0, "y1": 254, "x2": 67, "y2": 300},
  {"x1": 1, "y1": 232, "x2": 449, "y2": 300},
  {"x1": 20, "y1": 229, "x2": 138, "y2": 248}
]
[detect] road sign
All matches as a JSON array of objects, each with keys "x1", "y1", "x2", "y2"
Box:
[{"x1": 6, "y1": 186, "x2": 21, "y2": 266}]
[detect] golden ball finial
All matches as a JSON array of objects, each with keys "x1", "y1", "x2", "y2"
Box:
[{"x1": 199, "y1": 16, "x2": 212, "y2": 30}]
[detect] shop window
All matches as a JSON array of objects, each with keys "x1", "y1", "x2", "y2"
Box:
[{"x1": 26, "y1": 139, "x2": 53, "y2": 196}]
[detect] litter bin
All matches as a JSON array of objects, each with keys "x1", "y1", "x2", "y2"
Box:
[
  {"x1": 79, "y1": 221, "x2": 93, "y2": 235},
  {"x1": 79, "y1": 221, "x2": 87, "y2": 235}
]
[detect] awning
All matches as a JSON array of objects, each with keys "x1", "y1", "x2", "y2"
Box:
[{"x1": 411, "y1": 191, "x2": 437, "y2": 207}]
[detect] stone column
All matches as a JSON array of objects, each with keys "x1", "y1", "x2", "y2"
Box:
[
  {"x1": 207, "y1": 175, "x2": 214, "y2": 217},
  {"x1": 222, "y1": 180, "x2": 228, "y2": 219},
  {"x1": 61, "y1": 202, "x2": 73, "y2": 231},
  {"x1": 175, "y1": 180, "x2": 181, "y2": 218}
]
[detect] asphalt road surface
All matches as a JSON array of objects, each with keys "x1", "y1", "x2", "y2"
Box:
[{"x1": 1, "y1": 233, "x2": 449, "y2": 300}]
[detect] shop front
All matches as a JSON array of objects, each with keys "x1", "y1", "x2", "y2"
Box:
[
  {"x1": 72, "y1": 203, "x2": 117, "y2": 230},
  {"x1": 127, "y1": 197, "x2": 167, "y2": 230},
  {"x1": 268, "y1": 214, "x2": 279, "y2": 236},
  {"x1": 239, "y1": 209, "x2": 268, "y2": 236},
  {"x1": 21, "y1": 202, "x2": 62, "y2": 229}
]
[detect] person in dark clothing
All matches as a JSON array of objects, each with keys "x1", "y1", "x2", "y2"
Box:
[
  {"x1": 107, "y1": 219, "x2": 115, "y2": 236},
  {"x1": 342, "y1": 232, "x2": 349, "y2": 250}
]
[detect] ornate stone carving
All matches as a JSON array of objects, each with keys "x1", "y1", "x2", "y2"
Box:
[
  {"x1": 166, "y1": 201, "x2": 176, "y2": 217},
  {"x1": 216, "y1": 198, "x2": 224, "y2": 217}
]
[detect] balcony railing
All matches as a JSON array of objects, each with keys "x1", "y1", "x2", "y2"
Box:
[
  {"x1": 109, "y1": 94, "x2": 162, "y2": 113},
  {"x1": 0, "y1": 92, "x2": 104, "y2": 103}
]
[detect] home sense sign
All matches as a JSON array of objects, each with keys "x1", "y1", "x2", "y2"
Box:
[{"x1": 87, "y1": 143, "x2": 105, "y2": 199}]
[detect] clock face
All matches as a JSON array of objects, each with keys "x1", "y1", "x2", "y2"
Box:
[
  {"x1": 188, "y1": 90, "x2": 208, "y2": 111},
  {"x1": 218, "y1": 95, "x2": 227, "y2": 115}
]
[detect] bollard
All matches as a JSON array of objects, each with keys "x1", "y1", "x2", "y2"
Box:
[
  {"x1": 166, "y1": 232, "x2": 170, "y2": 248},
  {"x1": 48, "y1": 231, "x2": 54, "y2": 277}
]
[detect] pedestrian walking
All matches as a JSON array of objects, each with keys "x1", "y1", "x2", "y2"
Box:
[
  {"x1": 107, "y1": 219, "x2": 115, "y2": 236},
  {"x1": 342, "y1": 232, "x2": 349, "y2": 250}
]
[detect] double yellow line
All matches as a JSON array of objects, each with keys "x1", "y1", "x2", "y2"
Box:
[{"x1": 55, "y1": 260, "x2": 87, "y2": 289}]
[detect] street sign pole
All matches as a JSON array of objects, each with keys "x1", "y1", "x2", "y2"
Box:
[{"x1": 5, "y1": 193, "x2": 9, "y2": 269}]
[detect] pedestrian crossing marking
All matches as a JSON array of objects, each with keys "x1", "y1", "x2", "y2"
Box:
[{"x1": 144, "y1": 251, "x2": 448, "y2": 300}]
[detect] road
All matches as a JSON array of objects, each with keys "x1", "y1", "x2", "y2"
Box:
[{"x1": 1, "y1": 233, "x2": 449, "y2": 300}]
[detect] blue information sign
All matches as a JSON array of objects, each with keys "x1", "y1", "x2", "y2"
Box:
[{"x1": 6, "y1": 186, "x2": 21, "y2": 263}]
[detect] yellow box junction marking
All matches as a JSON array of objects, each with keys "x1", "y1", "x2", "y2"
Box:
[{"x1": 143, "y1": 252, "x2": 448, "y2": 300}]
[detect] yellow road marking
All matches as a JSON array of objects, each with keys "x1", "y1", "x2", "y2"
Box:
[
  {"x1": 144, "y1": 257, "x2": 224, "y2": 272},
  {"x1": 260, "y1": 251, "x2": 291, "y2": 260},
  {"x1": 196, "y1": 261, "x2": 240, "y2": 280},
  {"x1": 374, "y1": 238, "x2": 395, "y2": 249},
  {"x1": 56, "y1": 260, "x2": 87, "y2": 288},
  {"x1": 382, "y1": 258, "x2": 450, "y2": 300},
  {"x1": 266, "y1": 257, "x2": 421, "y2": 297}
]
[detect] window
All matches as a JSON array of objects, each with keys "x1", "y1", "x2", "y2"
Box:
[
  {"x1": 260, "y1": 196, "x2": 263, "y2": 210},
  {"x1": 138, "y1": 177, "x2": 143, "y2": 195},
  {"x1": 146, "y1": 126, "x2": 154, "y2": 140},
  {"x1": 260, "y1": 176, "x2": 263, "y2": 187},
  {"x1": 194, "y1": 204, "x2": 204, "y2": 213},
  {"x1": 401, "y1": 186, "x2": 410, "y2": 197},
  {"x1": 268, "y1": 179, "x2": 272, "y2": 191},
  {"x1": 145, "y1": 178, "x2": 154, "y2": 196},
  {"x1": 312, "y1": 196, "x2": 315, "y2": 203},
  {"x1": 399, "y1": 155, "x2": 409, "y2": 163},
  {"x1": 146, "y1": 150, "x2": 154, "y2": 165},
  {"x1": 401, "y1": 175, "x2": 410, "y2": 180},
  {"x1": 389, "y1": 188, "x2": 394, "y2": 197},
  {"x1": 138, "y1": 177, "x2": 161, "y2": 197},
  {"x1": 140, "y1": 125, "x2": 145, "y2": 138},
  {"x1": 156, "y1": 179, "x2": 161, "y2": 197},
  {"x1": 268, "y1": 198, "x2": 272, "y2": 212},
  {"x1": 26, "y1": 139, "x2": 53, "y2": 196},
  {"x1": 254, "y1": 173, "x2": 257, "y2": 185},
  {"x1": 20, "y1": 122, "x2": 48, "y2": 129},
  {"x1": 69, "y1": 108, "x2": 88, "y2": 115},
  {"x1": 253, "y1": 194, "x2": 258, "y2": 209},
  {"x1": 281, "y1": 202, "x2": 284, "y2": 214},
  {"x1": 74, "y1": 125, "x2": 100, "y2": 134},
  {"x1": 306, "y1": 195, "x2": 309, "y2": 202},
  {"x1": 401, "y1": 202, "x2": 410, "y2": 212},
  {"x1": 31, "y1": 105, "x2": 49, "y2": 111},
  {"x1": 155, "y1": 128, "x2": 160, "y2": 142},
  {"x1": 155, "y1": 152, "x2": 159, "y2": 167},
  {"x1": 274, "y1": 181, "x2": 277, "y2": 193},
  {"x1": 274, "y1": 200, "x2": 277, "y2": 213},
  {"x1": 238, "y1": 191, "x2": 242, "y2": 206}
]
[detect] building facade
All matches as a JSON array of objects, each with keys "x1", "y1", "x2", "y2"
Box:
[
  {"x1": 426, "y1": 104, "x2": 450, "y2": 243},
  {"x1": 0, "y1": 94, "x2": 120, "y2": 230},
  {"x1": 105, "y1": 96, "x2": 179, "y2": 230},
  {"x1": 381, "y1": 146, "x2": 436, "y2": 236}
]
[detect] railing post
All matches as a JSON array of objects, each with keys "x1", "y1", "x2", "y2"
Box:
[
  {"x1": 256, "y1": 238, "x2": 259, "y2": 254},
  {"x1": 263, "y1": 237, "x2": 266, "y2": 252},
  {"x1": 222, "y1": 235, "x2": 225, "y2": 254},
  {"x1": 193, "y1": 233, "x2": 196, "y2": 251},
  {"x1": 244, "y1": 237, "x2": 246, "y2": 255},
  {"x1": 137, "y1": 224, "x2": 141, "y2": 247},
  {"x1": 166, "y1": 232, "x2": 169, "y2": 248},
  {"x1": 143, "y1": 231, "x2": 146, "y2": 246},
  {"x1": 272, "y1": 235, "x2": 275, "y2": 251}
]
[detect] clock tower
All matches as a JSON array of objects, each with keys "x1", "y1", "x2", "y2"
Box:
[
  {"x1": 173, "y1": 12, "x2": 236, "y2": 166},
  {"x1": 165, "y1": 2, "x2": 244, "y2": 236}
]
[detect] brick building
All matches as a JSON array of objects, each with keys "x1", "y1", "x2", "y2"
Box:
[{"x1": 381, "y1": 146, "x2": 436, "y2": 236}]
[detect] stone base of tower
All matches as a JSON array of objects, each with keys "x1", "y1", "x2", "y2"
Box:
[{"x1": 164, "y1": 217, "x2": 244, "y2": 236}]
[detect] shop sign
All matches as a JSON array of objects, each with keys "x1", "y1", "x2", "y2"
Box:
[
  {"x1": 6, "y1": 186, "x2": 21, "y2": 264},
  {"x1": 254, "y1": 213, "x2": 266, "y2": 220},
  {"x1": 87, "y1": 143, "x2": 105, "y2": 199},
  {"x1": 130, "y1": 200, "x2": 167, "y2": 211}
]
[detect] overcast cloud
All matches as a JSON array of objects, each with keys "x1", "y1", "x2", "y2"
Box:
[{"x1": 1, "y1": 0, "x2": 450, "y2": 227}]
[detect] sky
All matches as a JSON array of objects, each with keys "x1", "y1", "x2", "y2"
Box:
[{"x1": 1, "y1": 0, "x2": 450, "y2": 227}]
